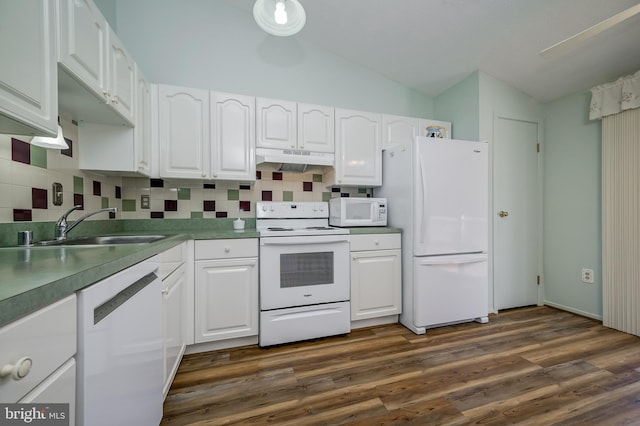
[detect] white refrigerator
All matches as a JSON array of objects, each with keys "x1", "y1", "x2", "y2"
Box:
[{"x1": 375, "y1": 136, "x2": 488, "y2": 334}]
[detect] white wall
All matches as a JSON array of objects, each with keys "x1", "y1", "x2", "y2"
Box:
[{"x1": 111, "y1": 0, "x2": 433, "y2": 118}]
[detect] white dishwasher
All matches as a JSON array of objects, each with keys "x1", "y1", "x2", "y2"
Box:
[{"x1": 77, "y1": 260, "x2": 163, "y2": 426}]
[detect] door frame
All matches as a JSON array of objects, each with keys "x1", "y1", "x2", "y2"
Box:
[{"x1": 489, "y1": 112, "x2": 544, "y2": 313}]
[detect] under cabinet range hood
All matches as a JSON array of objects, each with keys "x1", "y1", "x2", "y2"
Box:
[{"x1": 255, "y1": 147, "x2": 334, "y2": 172}]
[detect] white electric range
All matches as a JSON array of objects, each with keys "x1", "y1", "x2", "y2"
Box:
[{"x1": 256, "y1": 202, "x2": 350, "y2": 346}]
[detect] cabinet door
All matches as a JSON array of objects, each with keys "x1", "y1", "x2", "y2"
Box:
[
  {"x1": 57, "y1": 0, "x2": 108, "y2": 101},
  {"x1": 107, "y1": 28, "x2": 135, "y2": 125},
  {"x1": 163, "y1": 264, "x2": 186, "y2": 398},
  {"x1": 211, "y1": 92, "x2": 255, "y2": 181},
  {"x1": 158, "y1": 85, "x2": 209, "y2": 179},
  {"x1": 0, "y1": 0, "x2": 57, "y2": 136},
  {"x1": 350, "y1": 249, "x2": 401, "y2": 320},
  {"x1": 256, "y1": 97, "x2": 296, "y2": 149},
  {"x1": 298, "y1": 103, "x2": 334, "y2": 153},
  {"x1": 382, "y1": 114, "x2": 419, "y2": 150},
  {"x1": 335, "y1": 108, "x2": 382, "y2": 186},
  {"x1": 135, "y1": 67, "x2": 152, "y2": 175},
  {"x1": 194, "y1": 258, "x2": 258, "y2": 343}
]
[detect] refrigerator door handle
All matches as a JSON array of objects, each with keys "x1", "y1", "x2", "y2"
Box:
[
  {"x1": 417, "y1": 254, "x2": 487, "y2": 265},
  {"x1": 417, "y1": 150, "x2": 428, "y2": 245}
]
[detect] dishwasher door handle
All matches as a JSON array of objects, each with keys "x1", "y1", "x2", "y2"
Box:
[{"x1": 93, "y1": 271, "x2": 159, "y2": 325}]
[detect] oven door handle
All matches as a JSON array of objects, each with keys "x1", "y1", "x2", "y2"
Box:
[{"x1": 260, "y1": 235, "x2": 349, "y2": 245}]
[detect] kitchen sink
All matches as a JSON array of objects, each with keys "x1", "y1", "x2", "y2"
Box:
[{"x1": 37, "y1": 235, "x2": 168, "y2": 246}]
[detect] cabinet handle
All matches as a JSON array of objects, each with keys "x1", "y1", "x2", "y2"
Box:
[
  {"x1": 249, "y1": 260, "x2": 256, "y2": 267},
  {"x1": 224, "y1": 247, "x2": 231, "y2": 253},
  {"x1": 111, "y1": 98, "x2": 119, "y2": 105},
  {"x1": 374, "y1": 240, "x2": 380, "y2": 245},
  {"x1": 162, "y1": 288, "x2": 169, "y2": 295},
  {"x1": 0, "y1": 357, "x2": 32, "y2": 381}
]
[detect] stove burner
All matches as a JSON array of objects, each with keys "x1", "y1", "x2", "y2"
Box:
[{"x1": 267, "y1": 227, "x2": 294, "y2": 231}]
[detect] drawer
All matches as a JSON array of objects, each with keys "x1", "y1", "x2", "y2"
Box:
[
  {"x1": 151, "y1": 241, "x2": 187, "y2": 280},
  {"x1": 195, "y1": 238, "x2": 258, "y2": 260},
  {"x1": 350, "y1": 233, "x2": 401, "y2": 251},
  {"x1": 0, "y1": 295, "x2": 76, "y2": 403}
]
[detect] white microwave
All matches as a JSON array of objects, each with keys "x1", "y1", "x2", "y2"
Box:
[{"x1": 329, "y1": 197, "x2": 387, "y2": 227}]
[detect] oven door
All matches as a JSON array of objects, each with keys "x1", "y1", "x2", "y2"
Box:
[{"x1": 260, "y1": 234, "x2": 350, "y2": 310}]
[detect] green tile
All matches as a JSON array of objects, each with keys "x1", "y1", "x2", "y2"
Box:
[
  {"x1": 178, "y1": 188, "x2": 191, "y2": 200},
  {"x1": 358, "y1": 187, "x2": 367, "y2": 194},
  {"x1": 30, "y1": 145, "x2": 47, "y2": 169},
  {"x1": 190, "y1": 211, "x2": 203, "y2": 219},
  {"x1": 73, "y1": 176, "x2": 84, "y2": 194},
  {"x1": 283, "y1": 191, "x2": 293, "y2": 201},
  {"x1": 122, "y1": 199, "x2": 136, "y2": 212},
  {"x1": 322, "y1": 192, "x2": 332, "y2": 202},
  {"x1": 227, "y1": 189, "x2": 239, "y2": 200},
  {"x1": 313, "y1": 174, "x2": 323, "y2": 183},
  {"x1": 101, "y1": 197, "x2": 109, "y2": 208}
]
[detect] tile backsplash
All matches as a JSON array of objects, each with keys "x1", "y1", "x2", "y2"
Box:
[{"x1": 0, "y1": 118, "x2": 370, "y2": 224}]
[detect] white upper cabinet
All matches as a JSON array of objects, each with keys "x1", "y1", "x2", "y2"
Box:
[
  {"x1": 158, "y1": 85, "x2": 210, "y2": 179},
  {"x1": 298, "y1": 103, "x2": 334, "y2": 153},
  {"x1": 211, "y1": 92, "x2": 256, "y2": 181},
  {"x1": 256, "y1": 98, "x2": 296, "y2": 150},
  {"x1": 134, "y1": 68, "x2": 152, "y2": 176},
  {"x1": 107, "y1": 27, "x2": 136, "y2": 124},
  {"x1": 57, "y1": 0, "x2": 108, "y2": 100},
  {"x1": 382, "y1": 114, "x2": 419, "y2": 150},
  {"x1": 57, "y1": 0, "x2": 135, "y2": 125},
  {"x1": 157, "y1": 86, "x2": 255, "y2": 181},
  {"x1": 0, "y1": 0, "x2": 57, "y2": 136},
  {"x1": 334, "y1": 108, "x2": 382, "y2": 186}
]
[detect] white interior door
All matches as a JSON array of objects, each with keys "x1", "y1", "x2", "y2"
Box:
[{"x1": 493, "y1": 116, "x2": 540, "y2": 310}]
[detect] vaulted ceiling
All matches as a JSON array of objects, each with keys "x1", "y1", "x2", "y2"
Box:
[{"x1": 230, "y1": 0, "x2": 640, "y2": 102}]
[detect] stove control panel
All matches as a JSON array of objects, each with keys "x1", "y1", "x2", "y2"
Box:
[{"x1": 256, "y1": 202, "x2": 328, "y2": 219}]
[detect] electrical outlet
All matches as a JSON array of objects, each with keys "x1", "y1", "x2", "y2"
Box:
[
  {"x1": 581, "y1": 268, "x2": 594, "y2": 283},
  {"x1": 141, "y1": 194, "x2": 150, "y2": 209}
]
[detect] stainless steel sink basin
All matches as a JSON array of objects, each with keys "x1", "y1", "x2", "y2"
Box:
[{"x1": 37, "y1": 235, "x2": 168, "y2": 246}]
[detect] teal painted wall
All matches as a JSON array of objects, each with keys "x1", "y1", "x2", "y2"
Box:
[
  {"x1": 110, "y1": 0, "x2": 433, "y2": 118},
  {"x1": 434, "y1": 72, "x2": 479, "y2": 140},
  {"x1": 93, "y1": 0, "x2": 117, "y2": 30},
  {"x1": 543, "y1": 91, "x2": 602, "y2": 319}
]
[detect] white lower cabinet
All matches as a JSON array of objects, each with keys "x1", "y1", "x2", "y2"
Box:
[
  {"x1": 152, "y1": 242, "x2": 188, "y2": 399},
  {"x1": 194, "y1": 239, "x2": 259, "y2": 343},
  {"x1": 0, "y1": 295, "x2": 76, "y2": 425},
  {"x1": 350, "y1": 234, "x2": 402, "y2": 321}
]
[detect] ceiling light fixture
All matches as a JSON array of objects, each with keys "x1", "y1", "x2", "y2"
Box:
[
  {"x1": 30, "y1": 124, "x2": 69, "y2": 150},
  {"x1": 253, "y1": 0, "x2": 306, "y2": 37}
]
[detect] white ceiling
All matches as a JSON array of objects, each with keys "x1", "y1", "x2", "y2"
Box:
[{"x1": 233, "y1": 0, "x2": 640, "y2": 102}]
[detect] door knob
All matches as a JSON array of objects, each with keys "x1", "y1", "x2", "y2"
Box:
[{"x1": 498, "y1": 210, "x2": 509, "y2": 218}]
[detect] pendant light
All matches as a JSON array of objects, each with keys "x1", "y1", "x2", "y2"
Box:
[
  {"x1": 253, "y1": 0, "x2": 306, "y2": 37},
  {"x1": 31, "y1": 123, "x2": 69, "y2": 150}
]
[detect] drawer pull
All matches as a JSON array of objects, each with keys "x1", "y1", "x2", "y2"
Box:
[
  {"x1": 0, "y1": 357, "x2": 32, "y2": 381},
  {"x1": 225, "y1": 247, "x2": 231, "y2": 253}
]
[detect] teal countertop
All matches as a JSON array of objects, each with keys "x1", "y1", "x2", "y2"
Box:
[
  {"x1": 0, "y1": 224, "x2": 399, "y2": 327},
  {"x1": 0, "y1": 228, "x2": 259, "y2": 327}
]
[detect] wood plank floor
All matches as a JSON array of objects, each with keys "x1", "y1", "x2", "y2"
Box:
[{"x1": 162, "y1": 306, "x2": 640, "y2": 425}]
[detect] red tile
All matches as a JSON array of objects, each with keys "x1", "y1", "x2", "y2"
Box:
[
  {"x1": 32, "y1": 188, "x2": 48, "y2": 209},
  {"x1": 73, "y1": 194, "x2": 84, "y2": 209},
  {"x1": 203, "y1": 200, "x2": 216, "y2": 211},
  {"x1": 216, "y1": 211, "x2": 228, "y2": 218},
  {"x1": 272, "y1": 172, "x2": 283, "y2": 180},
  {"x1": 11, "y1": 138, "x2": 30, "y2": 165},
  {"x1": 93, "y1": 181, "x2": 101, "y2": 196},
  {"x1": 239, "y1": 201, "x2": 251, "y2": 211},
  {"x1": 256, "y1": 170, "x2": 262, "y2": 180},
  {"x1": 13, "y1": 209, "x2": 32, "y2": 221},
  {"x1": 115, "y1": 186, "x2": 122, "y2": 199},
  {"x1": 262, "y1": 191, "x2": 273, "y2": 201},
  {"x1": 164, "y1": 200, "x2": 178, "y2": 211},
  {"x1": 151, "y1": 211, "x2": 164, "y2": 219},
  {"x1": 303, "y1": 182, "x2": 313, "y2": 192}
]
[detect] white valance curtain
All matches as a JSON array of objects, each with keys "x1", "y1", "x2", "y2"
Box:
[{"x1": 590, "y1": 70, "x2": 640, "y2": 120}]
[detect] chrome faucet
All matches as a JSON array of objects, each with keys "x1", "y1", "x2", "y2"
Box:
[{"x1": 55, "y1": 205, "x2": 118, "y2": 240}]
